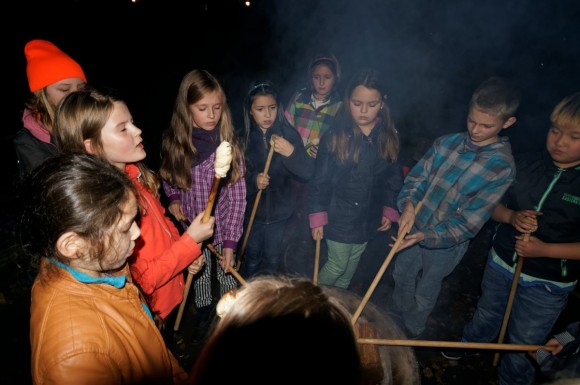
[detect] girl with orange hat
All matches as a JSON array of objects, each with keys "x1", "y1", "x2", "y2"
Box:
[{"x1": 13, "y1": 39, "x2": 87, "y2": 175}]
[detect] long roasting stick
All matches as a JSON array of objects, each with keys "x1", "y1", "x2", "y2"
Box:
[
  {"x1": 206, "y1": 244, "x2": 247, "y2": 286},
  {"x1": 313, "y1": 237, "x2": 321, "y2": 285},
  {"x1": 352, "y1": 201, "x2": 424, "y2": 325},
  {"x1": 237, "y1": 144, "x2": 275, "y2": 270},
  {"x1": 357, "y1": 338, "x2": 556, "y2": 352},
  {"x1": 174, "y1": 141, "x2": 233, "y2": 331},
  {"x1": 492, "y1": 232, "x2": 529, "y2": 366}
]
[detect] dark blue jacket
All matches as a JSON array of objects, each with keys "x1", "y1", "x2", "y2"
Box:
[{"x1": 244, "y1": 120, "x2": 314, "y2": 224}]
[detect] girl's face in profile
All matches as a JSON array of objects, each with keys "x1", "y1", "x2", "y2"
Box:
[
  {"x1": 190, "y1": 90, "x2": 223, "y2": 131},
  {"x1": 349, "y1": 85, "x2": 383, "y2": 132},
  {"x1": 250, "y1": 94, "x2": 278, "y2": 131},
  {"x1": 311, "y1": 64, "x2": 336, "y2": 101},
  {"x1": 96, "y1": 102, "x2": 146, "y2": 170}
]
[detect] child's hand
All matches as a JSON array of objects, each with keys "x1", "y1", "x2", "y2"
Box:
[
  {"x1": 219, "y1": 248, "x2": 235, "y2": 271},
  {"x1": 257, "y1": 173, "x2": 270, "y2": 190},
  {"x1": 377, "y1": 216, "x2": 392, "y2": 231},
  {"x1": 168, "y1": 200, "x2": 185, "y2": 221},
  {"x1": 187, "y1": 255, "x2": 205, "y2": 274},
  {"x1": 271, "y1": 134, "x2": 294, "y2": 157},
  {"x1": 509, "y1": 209, "x2": 541, "y2": 234},
  {"x1": 186, "y1": 212, "x2": 214, "y2": 243},
  {"x1": 390, "y1": 231, "x2": 425, "y2": 251},
  {"x1": 397, "y1": 203, "x2": 416, "y2": 238},
  {"x1": 312, "y1": 226, "x2": 324, "y2": 241},
  {"x1": 515, "y1": 235, "x2": 545, "y2": 257}
]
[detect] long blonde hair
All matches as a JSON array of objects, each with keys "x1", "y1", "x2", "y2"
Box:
[{"x1": 159, "y1": 69, "x2": 243, "y2": 190}]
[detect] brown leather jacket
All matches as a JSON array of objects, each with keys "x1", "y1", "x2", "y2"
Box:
[{"x1": 30, "y1": 260, "x2": 190, "y2": 385}]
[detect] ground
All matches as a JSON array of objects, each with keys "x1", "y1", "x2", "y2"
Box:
[{"x1": 1, "y1": 210, "x2": 578, "y2": 384}]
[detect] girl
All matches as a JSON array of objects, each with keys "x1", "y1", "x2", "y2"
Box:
[
  {"x1": 14, "y1": 39, "x2": 87, "y2": 175},
  {"x1": 53, "y1": 88, "x2": 214, "y2": 348},
  {"x1": 309, "y1": 68, "x2": 403, "y2": 289},
  {"x1": 284, "y1": 52, "x2": 343, "y2": 159},
  {"x1": 159, "y1": 69, "x2": 246, "y2": 339},
  {"x1": 240, "y1": 81, "x2": 314, "y2": 277},
  {"x1": 19, "y1": 153, "x2": 190, "y2": 385}
]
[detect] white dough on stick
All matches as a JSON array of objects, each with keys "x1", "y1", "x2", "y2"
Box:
[{"x1": 215, "y1": 141, "x2": 233, "y2": 178}]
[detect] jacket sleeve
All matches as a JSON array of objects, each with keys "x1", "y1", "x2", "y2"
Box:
[
  {"x1": 284, "y1": 92, "x2": 299, "y2": 127},
  {"x1": 538, "y1": 321, "x2": 580, "y2": 379},
  {"x1": 308, "y1": 133, "x2": 332, "y2": 222},
  {"x1": 221, "y1": 155, "x2": 247, "y2": 250},
  {"x1": 41, "y1": 353, "x2": 124, "y2": 385},
  {"x1": 130, "y1": 233, "x2": 201, "y2": 295},
  {"x1": 280, "y1": 122, "x2": 315, "y2": 181},
  {"x1": 163, "y1": 180, "x2": 182, "y2": 202},
  {"x1": 382, "y1": 160, "x2": 404, "y2": 221}
]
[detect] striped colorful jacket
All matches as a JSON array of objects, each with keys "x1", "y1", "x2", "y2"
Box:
[{"x1": 284, "y1": 88, "x2": 342, "y2": 157}]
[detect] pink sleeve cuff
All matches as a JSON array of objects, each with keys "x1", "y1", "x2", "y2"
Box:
[
  {"x1": 383, "y1": 206, "x2": 400, "y2": 222},
  {"x1": 309, "y1": 212, "x2": 328, "y2": 229}
]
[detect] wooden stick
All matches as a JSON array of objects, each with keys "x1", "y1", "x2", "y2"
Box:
[
  {"x1": 237, "y1": 145, "x2": 276, "y2": 270},
  {"x1": 357, "y1": 338, "x2": 556, "y2": 352},
  {"x1": 352, "y1": 201, "x2": 423, "y2": 325},
  {"x1": 174, "y1": 176, "x2": 221, "y2": 331},
  {"x1": 492, "y1": 233, "x2": 529, "y2": 366},
  {"x1": 206, "y1": 243, "x2": 247, "y2": 286},
  {"x1": 313, "y1": 237, "x2": 321, "y2": 285}
]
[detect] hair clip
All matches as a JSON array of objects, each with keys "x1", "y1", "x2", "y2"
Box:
[{"x1": 250, "y1": 82, "x2": 272, "y2": 93}]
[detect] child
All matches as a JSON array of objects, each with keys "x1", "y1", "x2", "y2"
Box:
[
  {"x1": 284, "y1": 52, "x2": 343, "y2": 159},
  {"x1": 159, "y1": 69, "x2": 246, "y2": 340},
  {"x1": 14, "y1": 39, "x2": 87, "y2": 175},
  {"x1": 442, "y1": 92, "x2": 580, "y2": 385},
  {"x1": 19, "y1": 153, "x2": 190, "y2": 385},
  {"x1": 532, "y1": 321, "x2": 580, "y2": 381},
  {"x1": 391, "y1": 76, "x2": 521, "y2": 338},
  {"x1": 53, "y1": 88, "x2": 214, "y2": 348},
  {"x1": 308, "y1": 68, "x2": 403, "y2": 289},
  {"x1": 240, "y1": 80, "x2": 314, "y2": 277},
  {"x1": 189, "y1": 275, "x2": 362, "y2": 385}
]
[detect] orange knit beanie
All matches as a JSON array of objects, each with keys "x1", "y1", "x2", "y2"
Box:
[{"x1": 25, "y1": 39, "x2": 86, "y2": 92}]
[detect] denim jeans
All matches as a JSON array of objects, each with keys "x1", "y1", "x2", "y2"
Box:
[
  {"x1": 242, "y1": 220, "x2": 287, "y2": 278},
  {"x1": 392, "y1": 241, "x2": 469, "y2": 336},
  {"x1": 462, "y1": 258, "x2": 571, "y2": 385},
  {"x1": 318, "y1": 239, "x2": 368, "y2": 289}
]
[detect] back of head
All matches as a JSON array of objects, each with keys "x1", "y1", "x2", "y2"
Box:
[
  {"x1": 470, "y1": 76, "x2": 521, "y2": 120},
  {"x1": 15, "y1": 152, "x2": 134, "y2": 281},
  {"x1": 550, "y1": 91, "x2": 580, "y2": 130},
  {"x1": 190, "y1": 276, "x2": 361, "y2": 385},
  {"x1": 54, "y1": 87, "x2": 118, "y2": 157},
  {"x1": 25, "y1": 39, "x2": 86, "y2": 93}
]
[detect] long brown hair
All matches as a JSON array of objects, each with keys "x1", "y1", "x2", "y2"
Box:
[
  {"x1": 159, "y1": 69, "x2": 243, "y2": 190},
  {"x1": 328, "y1": 68, "x2": 399, "y2": 164}
]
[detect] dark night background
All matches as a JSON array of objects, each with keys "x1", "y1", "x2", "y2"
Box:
[{"x1": 2, "y1": 0, "x2": 580, "y2": 384}]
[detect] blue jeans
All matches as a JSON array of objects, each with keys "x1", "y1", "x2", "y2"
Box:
[
  {"x1": 318, "y1": 239, "x2": 367, "y2": 289},
  {"x1": 392, "y1": 241, "x2": 469, "y2": 336},
  {"x1": 242, "y1": 220, "x2": 287, "y2": 278},
  {"x1": 463, "y1": 258, "x2": 571, "y2": 385}
]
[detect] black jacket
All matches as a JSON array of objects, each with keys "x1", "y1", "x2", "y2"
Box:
[
  {"x1": 309, "y1": 126, "x2": 403, "y2": 244},
  {"x1": 244, "y1": 121, "x2": 314, "y2": 224},
  {"x1": 493, "y1": 151, "x2": 580, "y2": 282}
]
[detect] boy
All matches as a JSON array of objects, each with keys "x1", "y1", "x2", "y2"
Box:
[
  {"x1": 442, "y1": 92, "x2": 580, "y2": 385},
  {"x1": 391, "y1": 77, "x2": 521, "y2": 338}
]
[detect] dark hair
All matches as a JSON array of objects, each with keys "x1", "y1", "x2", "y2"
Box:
[
  {"x1": 241, "y1": 80, "x2": 285, "y2": 149},
  {"x1": 15, "y1": 153, "x2": 136, "y2": 282},
  {"x1": 329, "y1": 68, "x2": 399, "y2": 163}
]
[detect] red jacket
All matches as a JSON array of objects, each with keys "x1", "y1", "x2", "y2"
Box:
[{"x1": 126, "y1": 165, "x2": 201, "y2": 319}]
